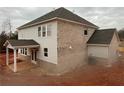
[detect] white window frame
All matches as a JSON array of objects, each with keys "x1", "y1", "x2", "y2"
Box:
[
  {"x1": 20, "y1": 48, "x2": 28, "y2": 56},
  {"x1": 38, "y1": 26, "x2": 41, "y2": 37},
  {"x1": 41, "y1": 24, "x2": 52, "y2": 37},
  {"x1": 47, "y1": 24, "x2": 52, "y2": 36},
  {"x1": 84, "y1": 30, "x2": 88, "y2": 36},
  {"x1": 43, "y1": 48, "x2": 48, "y2": 57},
  {"x1": 42, "y1": 25, "x2": 47, "y2": 37}
]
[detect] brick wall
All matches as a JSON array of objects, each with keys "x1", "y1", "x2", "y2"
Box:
[{"x1": 56, "y1": 20, "x2": 95, "y2": 74}]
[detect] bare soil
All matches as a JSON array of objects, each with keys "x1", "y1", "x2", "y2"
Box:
[{"x1": 1, "y1": 53, "x2": 124, "y2": 86}]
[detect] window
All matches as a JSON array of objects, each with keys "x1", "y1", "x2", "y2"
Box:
[
  {"x1": 20, "y1": 48, "x2": 27, "y2": 55},
  {"x1": 38, "y1": 27, "x2": 41, "y2": 37},
  {"x1": 22, "y1": 48, "x2": 24, "y2": 54},
  {"x1": 20, "y1": 49, "x2": 23, "y2": 54},
  {"x1": 44, "y1": 48, "x2": 48, "y2": 57},
  {"x1": 47, "y1": 24, "x2": 52, "y2": 36},
  {"x1": 42, "y1": 25, "x2": 46, "y2": 37},
  {"x1": 25, "y1": 48, "x2": 27, "y2": 55},
  {"x1": 41, "y1": 24, "x2": 52, "y2": 37},
  {"x1": 84, "y1": 30, "x2": 88, "y2": 35}
]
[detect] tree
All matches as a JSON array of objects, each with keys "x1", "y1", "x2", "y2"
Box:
[
  {"x1": 1, "y1": 17, "x2": 13, "y2": 38},
  {"x1": 0, "y1": 31, "x2": 8, "y2": 53},
  {"x1": 9, "y1": 31, "x2": 18, "y2": 40},
  {"x1": 118, "y1": 28, "x2": 124, "y2": 41}
]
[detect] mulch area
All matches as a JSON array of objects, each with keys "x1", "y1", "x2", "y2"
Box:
[{"x1": 1, "y1": 53, "x2": 124, "y2": 85}]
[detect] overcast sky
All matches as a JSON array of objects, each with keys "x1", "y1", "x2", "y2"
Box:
[{"x1": 0, "y1": 7, "x2": 124, "y2": 33}]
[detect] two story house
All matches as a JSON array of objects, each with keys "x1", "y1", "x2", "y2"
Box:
[{"x1": 4, "y1": 7, "x2": 119, "y2": 74}]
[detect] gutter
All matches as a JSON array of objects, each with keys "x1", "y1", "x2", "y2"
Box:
[{"x1": 87, "y1": 44, "x2": 110, "y2": 47}]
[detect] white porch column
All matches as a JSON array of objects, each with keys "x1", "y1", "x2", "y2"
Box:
[
  {"x1": 6, "y1": 47, "x2": 9, "y2": 65},
  {"x1": 14, "y1": 48, "x2": 17, "y2": 72}
]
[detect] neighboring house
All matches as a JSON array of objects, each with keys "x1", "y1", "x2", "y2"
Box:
[
  {"x1": 4, "y1": 7, "x2": 119, "y2": 74},
  {"x1": 87, "y1": 29, "x2": 119, "y2": 64}
]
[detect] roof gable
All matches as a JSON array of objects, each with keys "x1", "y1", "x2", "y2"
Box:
[
  {"x1": 87, "y1": 28, "x2": 116, "y2": 45},
  {"x1": 18, "y1": 7, "x2": 98, "y2": 30},
  {"x1": 4, "y1": 39, "x2": 40, "y2": 48}
]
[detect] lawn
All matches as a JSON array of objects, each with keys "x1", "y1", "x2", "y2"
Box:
[{"x1": 1, "y1": 53, "x2": 124, "y2": 86}]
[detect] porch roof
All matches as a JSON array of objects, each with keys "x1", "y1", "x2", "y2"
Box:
[{"x1": 4, "y1": 39, "x2": 40, "y2": 48}]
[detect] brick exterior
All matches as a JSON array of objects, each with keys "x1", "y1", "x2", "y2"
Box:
[{"x1": 56, "y1": 20, "x2": 96, "y2": 74}]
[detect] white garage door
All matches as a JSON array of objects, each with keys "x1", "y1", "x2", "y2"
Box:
[{"x1": 88, "y1": 46, "x2": 109, "y2": 58}]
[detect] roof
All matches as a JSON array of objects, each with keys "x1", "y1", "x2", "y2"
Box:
[
  {"x1": 18, "y1": 7, "x2": 98, "y2": 30},
  {"x1": 6, "y1": 39, "x2": 39, "y2": 48},
  {"x1": 87, "y1": 28, "x2": 116, "y2": 44}
]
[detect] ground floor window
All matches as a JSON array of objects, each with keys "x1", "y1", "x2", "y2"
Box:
[
  {"x1": 20, "y1": 49, "x2": 23, "y2": 54},
  {"x1": 44, "y1": 48, "x2": 48, "y2": 57},
  {"x1": 20, "y1": 48, "x2": 27, "y2": 55},
  {"x1": 25, "y1": 48, "x2": 27, "y2": 55}
]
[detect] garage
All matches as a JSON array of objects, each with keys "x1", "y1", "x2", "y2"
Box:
[
  {"x1": 88, "y1": 45, "x2": 108, "y2": 58},
  {"x1": 87, "y1": 28, "x2": 119, "y2": 60}
]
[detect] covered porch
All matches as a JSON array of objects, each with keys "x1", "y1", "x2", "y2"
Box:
[{"x1": 4, "y1": 39, "x2": 40, "y2": 72}]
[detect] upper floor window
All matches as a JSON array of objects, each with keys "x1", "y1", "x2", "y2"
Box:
[
  {"x1": 38, "y1": 27, "x2": 41, "y2": 37},
  {"x1": 39, "y1": 24, "x2": 52, "y2": 37},
  {"x1": 84, "y1": 30, "x2": 88, "y2": 35},
  {"x1": 47, "y1": 24, "x2": 52, "y2": 36},
  {"x1": 42, "y1": 25, "x2": 47, "y2": 37}
]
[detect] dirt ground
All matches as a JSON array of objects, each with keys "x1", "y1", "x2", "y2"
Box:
[{"x1": 1, "y1": 53, "x2": 124, "y2": 86}]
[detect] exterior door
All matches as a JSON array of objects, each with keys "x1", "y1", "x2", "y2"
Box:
[{"x1": 31, "y1": 50, "x2": 37, "y2": 64}]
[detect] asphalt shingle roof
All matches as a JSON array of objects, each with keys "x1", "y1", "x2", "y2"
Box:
[
  {"x1": 87, "y1": 28, "x2": 116, "y2": 44},
  {"x1": 8, "y1": 39, "x2": 39, "y2": 47},
  {"x1": 18, "y1": 7, "x2": 98, "y2": 30}
]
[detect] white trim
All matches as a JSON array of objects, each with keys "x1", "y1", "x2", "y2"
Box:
[
  {"x1": 40, "y1": 24, "x2": 52, "y2": 38},
  {"x1": 41, "y1": 24, "x2": 47, "y2": 37},
  {"x1": 46, "y1": 25, "x2": 48, "y2": 37},
  {"x1": 43, "y1": 48, "x2": 48, "y2": 57},
  {"x1": 4, "y1": 40, "x2": 39, "y2": 48},
  {"x1": 84, "y1": 29, "x2": 88, "y2": 36},
  {"x1": 87, "y1": 44, "x2": 109, "y2": 47},
  {"x1": 18, "y1": 17, "x2": 57, "y2": 30},
  {"x1": 31, "y1": 50, "x2": 37, "y2": 64},
  {"x1": 38, "y1": 26, "x2": 41, "y2": 37},
  {"x1": 57, "y1": 17, "x2": 98, "y2": 28},
  {"x1": 13, "y1": 48, "x2": 17, "y2": 72},
  {"x1": 20, "y1": 48, "x2": 28, "y2": 56},
  {"x1": 14, "y1": 45, "x2": 40, "y2": 48},
  {"x1": 4, "y1": 41, "x2": 14, "y2": 49}
]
